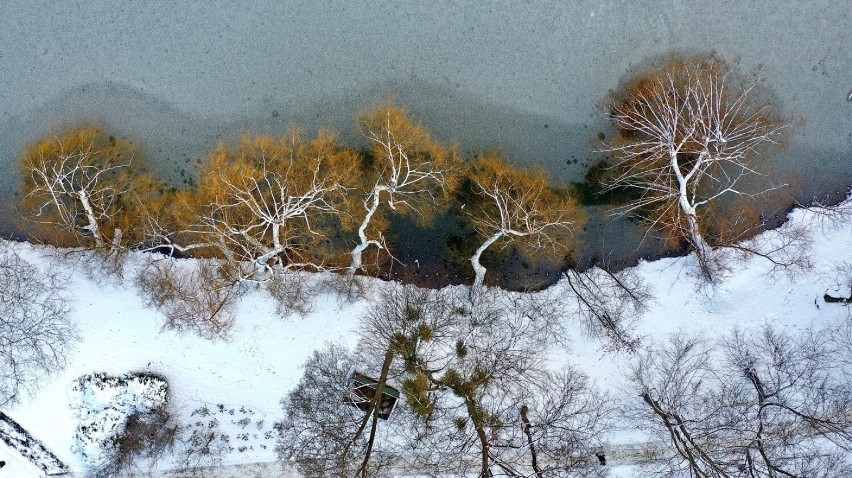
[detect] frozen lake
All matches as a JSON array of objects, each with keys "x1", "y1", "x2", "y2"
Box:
[{"x1": 0, "y1": 1, "x2": 849, "y2": 277}]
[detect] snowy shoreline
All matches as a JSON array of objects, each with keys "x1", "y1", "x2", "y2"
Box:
[
  {"x1": 1, "y1": 193, "x2": 850, "y2": 477},
  {"x1": 1, "y1": 2, "x2": 850, "y2": 471}
]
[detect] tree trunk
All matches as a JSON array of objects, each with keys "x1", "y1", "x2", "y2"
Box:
[
  {"x1": 461, "y1": 393, "x2": 492, "y2": 478},
  {"x1": 641, "y1": 392, "x2": 728, "y2": 477},
  {"x1": 673, "y1": 149, "x2": 714, "y2": 281},
  {"x1": 520, "y1": 405, "x2": 543, "y2": 478},
  {"x1": 78, "y1": 189, "x2": 106, "y2": 248},
  {"x1": 348, "y1": 187, "x2": 384, "y2": 279},
  {"x1": 351, "y1": 349, "x2": 395, "y2": 478},
  {"x1": 471, "y1": 231, "x2": 503, "y2": 293},
  {"x1": 684, "y1": 209, "x2": 714, "y2": 281}
]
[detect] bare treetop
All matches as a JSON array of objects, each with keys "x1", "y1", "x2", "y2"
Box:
[
  {"x1": 628, "y1": 325, "x2": 852, "y2": 476},
  {"x1": 0, "y1": 246, "x2": 76, "y2": 408}
]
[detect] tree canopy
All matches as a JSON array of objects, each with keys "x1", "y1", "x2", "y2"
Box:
[{"x1": 600, "y1": 52, "x2": 791, "y2": 279}]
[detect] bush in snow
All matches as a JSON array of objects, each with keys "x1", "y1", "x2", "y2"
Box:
[
  {"x1": 135, "y1": 259, "x2": 241, "y2": 340},
  {"x1": 69, "y1": 372, "x2": 177, "y2": 478},
  {"x1": 172, "y1": 406, "x2": 237, "y2": 475}
]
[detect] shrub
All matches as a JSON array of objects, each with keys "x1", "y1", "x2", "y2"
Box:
[
  {"x1": 135, "y1": 259, "x2": 241, "y2": 340},
  {"x1": 69, "y1": 372, "x2": 176, "y2": 478}
]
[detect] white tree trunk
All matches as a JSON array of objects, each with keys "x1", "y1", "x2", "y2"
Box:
[
  {"x1": 77, "y1": 189, "x2": 105, "y2": 248},
  {"x1": 347, "y1": 187, "x2": 384, "y2": 279},
  {"x1": 679, "y1": 197, "x2": 714, "y2": 280},
  {"x1": 673, "y1": 151, "x2": 714, "y2": 280},
  {"x1": 470, "y1": 231, "x2": 504, "y2": 291}
]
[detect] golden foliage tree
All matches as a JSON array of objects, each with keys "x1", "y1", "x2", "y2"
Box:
[
  {"x1": 346, "y1": 103, "x2": 460, "y2": 278},
  {"x1": 19, "y1": 125, "x2": 159, "y2": 250},
  {"x1": 181, "y1": 127, "x2": 357, "y2": 281},
  {"x1": 601, "y1": 52, "x2": 791, "y2": 280},
  {"x1": 464, "y1": 152, "x2": 584, "y2": 290}
]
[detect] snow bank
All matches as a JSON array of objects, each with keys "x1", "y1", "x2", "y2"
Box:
[{"x1": 0, "y1": 411, "x2": 68, "y2": 475}]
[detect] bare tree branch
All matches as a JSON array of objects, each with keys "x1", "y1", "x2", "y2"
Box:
[
  {"x1": 465, "y1": 152, "x2": 583, "y2": 292},
  {"x1": 600, "y1": 53, "x2": 793, "y2": 281},
  {"x1": 0, "y1": 244, "x2": 76, "y2": 407},
  {"x1": 347, "y1": 103, "x2": 458, "y2": 279}
]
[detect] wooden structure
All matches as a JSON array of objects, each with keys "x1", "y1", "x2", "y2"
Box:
[{"x1": 344, "y1": 371, "x2": 400, "y2": 420}]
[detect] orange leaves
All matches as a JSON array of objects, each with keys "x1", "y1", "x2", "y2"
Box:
[
  {"x1": 19, "y1": 103, "x2": 587, "y2": 285},
  {"x1": 19, "y1": 124, "x2": 148, "y2": 248},
  {"x1": 466, "y1": 151, "x2": 584, "y2": 258},
  {"x1": 183, "y1": 126, "x2": 362, "y2": 273},
  {"x1": 602, "y1": 52, "x2": 792, "y2": 252},
  {"x1": 345, "y1": 102, "x2": 462, "y2": 277},
  {"x1": 357, "y1": 102, "x2": 449, "y2": 172},
  {"x1": 356, "y1": 101, "x2": 461, "y2": 214}
]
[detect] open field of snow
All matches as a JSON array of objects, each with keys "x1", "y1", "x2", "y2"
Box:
[{"x1": 2, "y1": 196, "x2": 851, "y2": 477}]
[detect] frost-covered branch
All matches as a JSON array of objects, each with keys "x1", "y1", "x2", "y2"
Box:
[
  {"x1": 465, "y1": 153, "x2": 583, "y2": 291},
  {"x1": 187, "y1": 131, "x2": 354, "y2": 283},
  {"x1": 21, "y1": 126, "x2": 139, "y2": 251}
]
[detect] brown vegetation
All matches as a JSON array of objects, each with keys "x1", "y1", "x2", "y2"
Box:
[
  {"x1": 346, "y1": 102, "x2": 460, "y2": 279},
  {"x1": 464, "y1": 152, "x2": 584, "y2": 290},
  {"x1": 134, "y1": 260, "x2": 241, "y2": 340},
  {"x1": 168, "y1": 127, "x2": 357, "y2": 279},
  {"x1": 19, "y1": 125, "x2": 163, "y2": 251},
  {"x1": 600, "y1": 52, "x2": 794, "y2": 280}
]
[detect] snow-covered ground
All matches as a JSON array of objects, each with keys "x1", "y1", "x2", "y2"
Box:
[{"x1": 3, "y1": 196, "x2": 851, "y2": 477}]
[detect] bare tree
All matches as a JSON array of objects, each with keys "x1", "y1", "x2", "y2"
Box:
[
  {"x1": 465, "y1": 152, "x2": 584, "y2": 291},
  {"x1": 408, "y1": 290, "x2": 561, "y2": 477},
  {"x1": 275, "y1": 286, "x2": 466, "y2": 477},
  {"x1": 600, "y1": 53, "x2": 792, "y2": 281},
  {"x1": 627, "y1": 334, "x2": 725, "y2": 476},
  {"x1": 71, "y1": 372, "x2": 176, "y2": 478},
  {"x1": 627, "y1": 326, "x2": 852, "y2": 477},
  {"x1": 370, "y1": 287, "x2": 611, "y2": 478},
  {"x1": 133, "y1": 130, "x2": 356, "y2": 332},
  {"x1": 91, "y1": 407, "x2": 178, "y2": 478},
  {"x1": 302, "y1": 286, "x2": 445, "y2": 478},
  {"x1": 346, "y1": 103, "x2": 458, "y2": 279},
  {"x1": 277, "y1": 286, "x2": 612, "y2": 477},
  {"x1": 275, "y1": 343, "x2": 405, "y2": 478},
  {"x1": 0, "y1": 244, "x2": 76, "y2": 407},
  {"x1": 20, "y1": 125, "x2": 158, "y2": 252},
  {"x1": 798, "y1": 195, "x2": 852, "y2": 236},
  {"x1": 830, "y1": 314, "x2": 852, "y2": 379},
  {"x1": 718, "y1": 213, "x2": 813, "y2": 280},
  {"x1": 497, "y1": 370, "x2": 611, "y2": 478}
]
